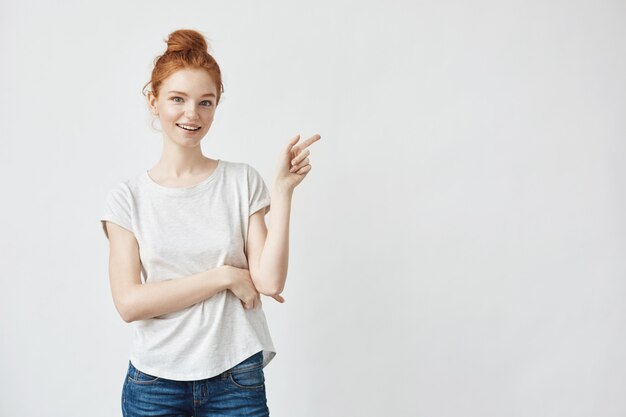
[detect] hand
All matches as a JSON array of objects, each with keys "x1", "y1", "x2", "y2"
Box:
[
  {"x1": 223, "y1": 266, "x2": 286, "y2": 308},
  {"x1": 274, "y1": 133, "x2": 321, "y2": 192},
  {"x1": 223, "y1": 266, "x2": 260, "y2": 310}
]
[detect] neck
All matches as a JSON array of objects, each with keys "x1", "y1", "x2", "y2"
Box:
[{"x1": 152, "y1": 135, "x2": 213, "y2": 178}]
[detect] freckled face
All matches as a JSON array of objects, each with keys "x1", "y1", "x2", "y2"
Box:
[{"x1": 148, "y1": 67, "x2": 218, "y2": 148}]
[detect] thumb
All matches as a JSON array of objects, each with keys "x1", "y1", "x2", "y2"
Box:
[{"x1": 284, "y1": 134, "x2": 300, "y2": 154}]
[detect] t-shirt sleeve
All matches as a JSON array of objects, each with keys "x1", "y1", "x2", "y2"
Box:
[
  {"x1": 247, "y1": 164, "x2": 271, "y2": 216},
  {"x1": 100, "y1": 182, "x2": 133, "y2": 240}
]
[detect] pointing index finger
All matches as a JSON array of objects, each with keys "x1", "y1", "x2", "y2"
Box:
[
  {"x1": 289, "y1": 134, "x2": 321, "y2": 157},
  {"x1": 300, "y1": 134, "x2": 322, "y2": 150}
]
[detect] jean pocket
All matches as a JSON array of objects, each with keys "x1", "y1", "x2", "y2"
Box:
[
  {"x1": 127, "y1": 361, "x2": 160, "y2": 384},
  {"x1": 229, "y1": 365, "x2": 265, "y2": 389}
]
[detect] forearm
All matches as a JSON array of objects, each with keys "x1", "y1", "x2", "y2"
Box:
[
  {"x1": 258, "y1": 184, "x2": 293, "y2": 294},
  {"x1": 124, "y1": 265, "x2": 230, "y2": 322}
]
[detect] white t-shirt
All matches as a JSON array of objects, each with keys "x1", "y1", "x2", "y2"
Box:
[{"x1": 99, "y1": 159, "x2": 276, "y2": 381}]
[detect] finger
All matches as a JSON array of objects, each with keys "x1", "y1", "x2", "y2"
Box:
[
  {"x1": 299, "y1": 134, "x2": 321, "y2": 151},
  {"x1": 295, "y1": 164, "x2": 312, "y2": 175},
  {"x1": 284, "y1": 134, "x2": 301, "y2": 155},
  {"x1": 290, "y1": 157, "x2": 310, "y2": 172},
  {"x1": 291, "y1": 149, "x2": 310, "y2": 166},
  {"x1": 288, "y1": 133, "x2": 320, "y2": 158}
]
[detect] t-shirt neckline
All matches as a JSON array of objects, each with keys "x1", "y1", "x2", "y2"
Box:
[{"x1": 143, "y1": 159, "x2": 223, "y2": 195}]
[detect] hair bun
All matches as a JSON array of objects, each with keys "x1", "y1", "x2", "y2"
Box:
[
  {"x1": 165, "y1": 29, "x2": 208, "y2": 54},
  {"x1": 145, "y1": 28, "x2": 224, "y2": 106}
]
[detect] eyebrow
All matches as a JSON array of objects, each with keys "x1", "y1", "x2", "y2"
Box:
[{"x1": 167, "y1": 90, "x2": 216, "y2": 97}]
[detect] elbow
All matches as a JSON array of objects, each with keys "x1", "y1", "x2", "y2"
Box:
[
  {"x1": 254, "y1": 275, "x2": 283, "y2": 297},
  {"x1": 260, "y1": 286, "x2": 283, "y2": 297},
  {"x1": 119, "y1": 304, "x2": 134, "y2": 323},
  {"x1": 260, "y1": 279, "x2": 285, "y2": 297},
  {"x1": 271, "y1": 283, "x2": 285, "y2": 296},
  {"x1": 121, "y1": 309, "x2": 135, "y2": 323},
  {"x1": 116, "y1": 294, "x2": 137, "y2": 323}
]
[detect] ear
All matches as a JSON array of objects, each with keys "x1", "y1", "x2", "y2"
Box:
[{"x1": 146, "y1": 91, "x2": 159, "y2": 115}]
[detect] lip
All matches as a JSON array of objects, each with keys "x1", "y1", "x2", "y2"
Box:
[{"x1": 176, "y1": 123, "x2": 202, "y2": 133}]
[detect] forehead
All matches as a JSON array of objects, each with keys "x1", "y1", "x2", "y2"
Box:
[{"x1": 162, "y1": 68, "x2": 217, "y2": 96}]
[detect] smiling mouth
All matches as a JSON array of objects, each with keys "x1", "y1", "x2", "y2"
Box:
[{"x1": 176, "y1": 123, "x2": 201, "y2": 132}]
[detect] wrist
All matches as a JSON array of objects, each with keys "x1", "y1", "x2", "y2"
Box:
[
  {"x1": 272, "y1": 181, "x2": 294, "y2": 196},
  {"x1": 215, "y1": 265, "x2": 232, "y2": 291}
]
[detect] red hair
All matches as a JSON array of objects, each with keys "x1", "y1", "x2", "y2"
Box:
[{"x1": 142, "y1": 29, "x2": 224, "y2": 105}]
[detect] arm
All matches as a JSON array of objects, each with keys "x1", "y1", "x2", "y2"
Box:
[
  {"x1": 126, "y1": 269, "x2": 229, "y2": 323},
  {"x1": 247, "y1": 132, "x2": 320, "y2": 296},
  {"x1": 104, "y1": 221, "x2": 230, "y2": 323},
  {"x1": 246, "y1": 184, "x2": 293, "y2": 296}
]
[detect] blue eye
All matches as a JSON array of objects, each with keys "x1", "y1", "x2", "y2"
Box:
[{"x1": 170, "y1": 97, "x2": 211, "y2": 107}]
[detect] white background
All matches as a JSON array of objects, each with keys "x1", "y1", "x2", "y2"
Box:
[{"x1": 0, "y1": 1, "x2": 624, "y2": 416}]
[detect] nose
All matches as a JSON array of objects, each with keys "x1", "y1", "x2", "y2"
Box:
[{"x1": 184, "y1": 104, "x2": 199, "y2": 119}]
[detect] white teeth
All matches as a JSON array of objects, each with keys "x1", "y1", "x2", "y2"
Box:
[{"x1": 177, "y1": 124, "x2": 200, "y2": 131}]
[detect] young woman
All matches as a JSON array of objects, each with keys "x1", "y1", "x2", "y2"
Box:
[{"x1": 100, "y1": 29, "x2": 320, "y2": 417}]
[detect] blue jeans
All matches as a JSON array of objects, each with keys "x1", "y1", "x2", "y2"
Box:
[{"x1": 122, "y1": 351, "x2": 270, "y2": 416}]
